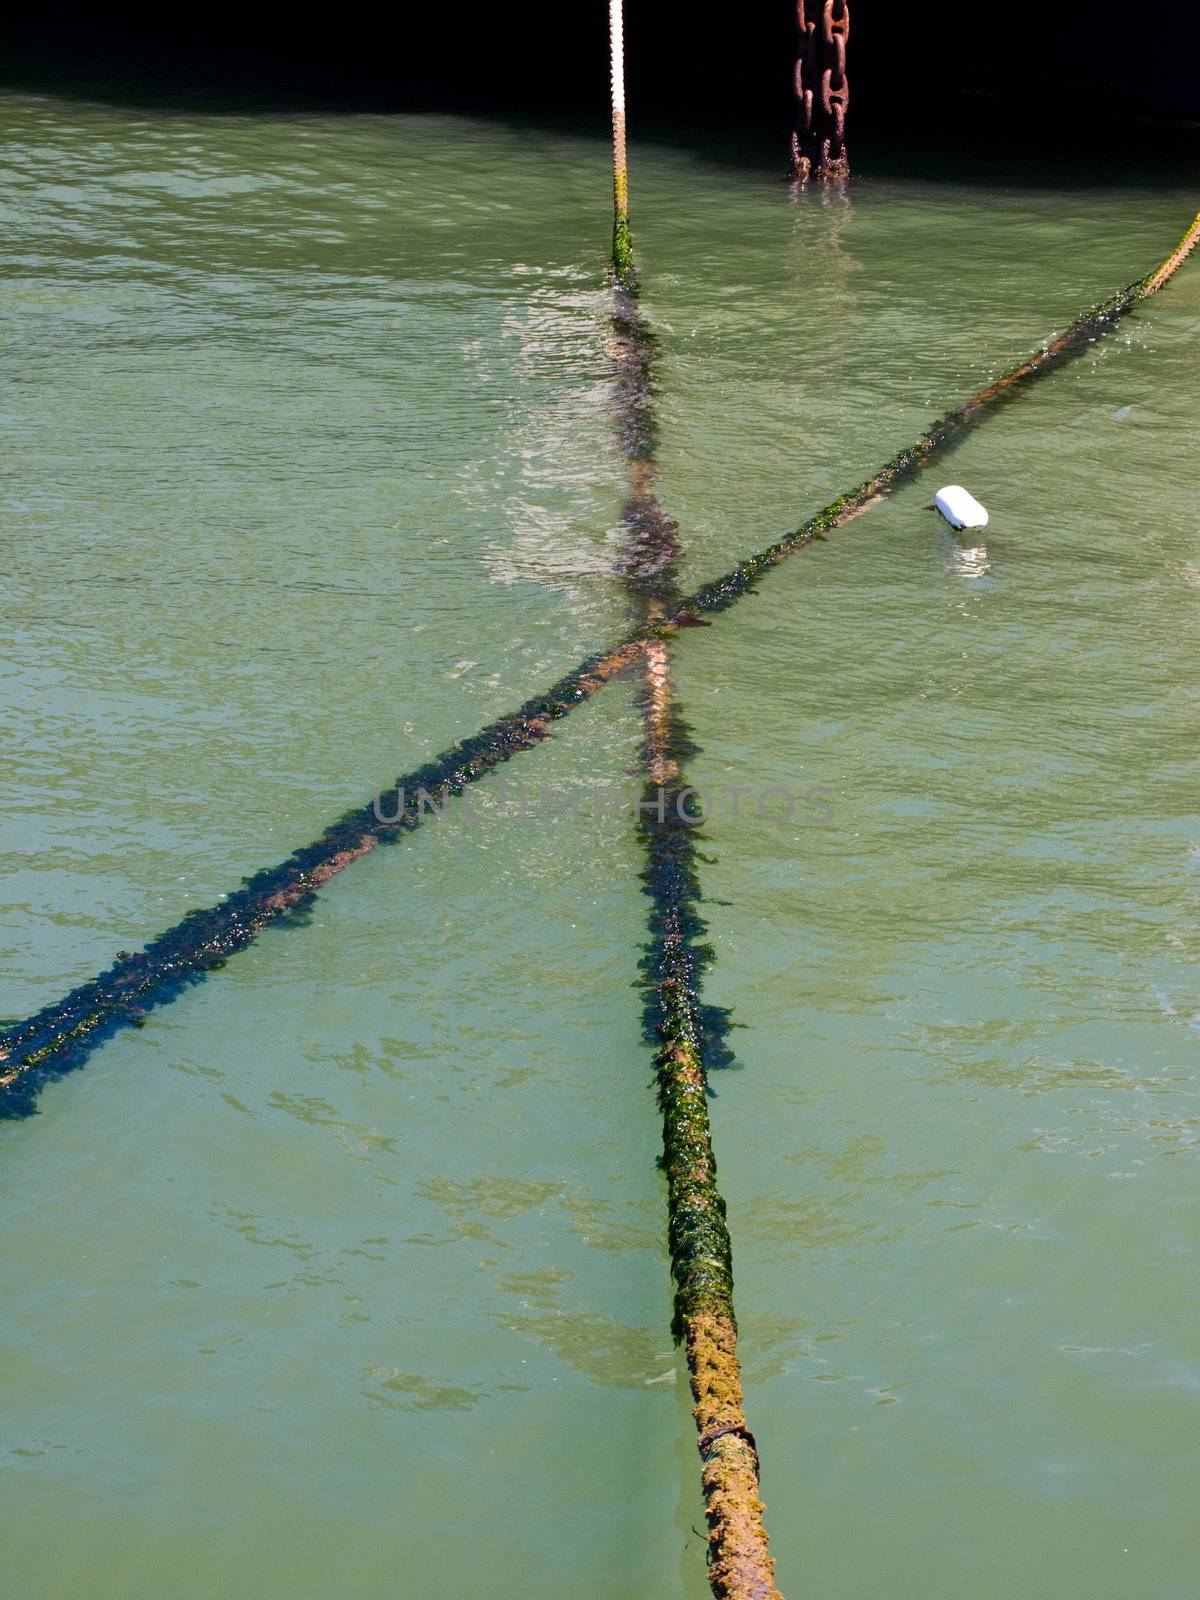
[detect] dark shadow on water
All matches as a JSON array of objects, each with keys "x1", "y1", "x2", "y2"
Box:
[{"x1": 3, "y1": 28, "x2": 1200, "y2": 190}]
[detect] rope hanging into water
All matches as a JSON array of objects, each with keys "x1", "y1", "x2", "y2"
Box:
[
  {"x1": 606, "y1": 14, "x2": 781, "y2": 1585},
  {"x1": 610, "y1": 234, "x2": 781, "y2": 1600},
  {"x1": 2, "y1": 208, "x2": 1197, "y2": 1118},
  {"x1": 609, "y1": 0, "x2": 634, "y2": 280}
]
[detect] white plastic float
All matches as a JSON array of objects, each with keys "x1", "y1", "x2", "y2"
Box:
[{"x1": 932, "y1": 484, "x2": 989, "y2": 530}]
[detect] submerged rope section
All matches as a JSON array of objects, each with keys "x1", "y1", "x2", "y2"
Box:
[
  {"x1": 0, "y1": 643, "x2": 645, "y2": 1114},
  {"x1": 2, "y1": 208, "x2": 1197, "y2": 1118},
  {"x1": 636, "y1": 681, "x2": 781, "y2": 1599},
  {"x1": 611, "y1": 220, "x2": 780, "y2": 1594}
]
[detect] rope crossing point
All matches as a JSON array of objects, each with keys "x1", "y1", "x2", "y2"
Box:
[{"x1": 2, "y1": 212, "x2": 1197, "y2": 1118}]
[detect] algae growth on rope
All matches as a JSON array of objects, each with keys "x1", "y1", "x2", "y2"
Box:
[
  {"x1": 2, "y1": 207, "x2": 1197, "y2": 1117},
  {"x1": 608, "y1": 0, "x2": 634, "y2": 281},
  {"x1": 608, "y1": 165, "x2": 780, "y2": 1588},
  {"x1": 634, "y1": 679, "x2": 780, "y2": 1599}
]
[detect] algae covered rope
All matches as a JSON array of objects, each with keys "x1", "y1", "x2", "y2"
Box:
[
  {"x1": 681, "y1": 206, "x2": 1200, "y2": 618},
  {"x1": 606, "y1": 49, "x2": 780, "y2": 1589},
  {"x1": 0, "y1": 639, "x2": 646, "y2": 1115},
  {"x1": 637, "y1": 715, "x2": 779, "y2": 1599},
  {"x1": 609, "y1": 0, "x2": 634, "y2": 280},
  {"x1": 3, "y1": 207, "x2": 1197, "y2": 1115},
  {"x1": 613, "y1": 294, "x2": 783, "y2": 1600},
  {"x1": 633, "y1": 651, "x2": 780, "y2": 1596}
]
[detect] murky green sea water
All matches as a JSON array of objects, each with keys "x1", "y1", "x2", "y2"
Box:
[{"x1": 2, "y1": 89, "x2": 1199, "y2": 1598}]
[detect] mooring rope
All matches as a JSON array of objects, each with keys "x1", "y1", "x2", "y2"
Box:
[
  {"x1": 609, "y1": 0, "x2": 634, "y2": 281},
  {"x1": 606, "y1": 16, "x2": 781, "y2": 1585},
  {"x1": 636, "y1": 700, "x2": 781, "y2": 1600},
  {"x1": 611, "y1": 253, "x2": 781, "y2": 1600},
  {"x1": 2, "y1": 208, "x2": 1196, "y2": 1118},
  {"x1": 0, "y1": 641, "x2": 646, "y2": 1114}
]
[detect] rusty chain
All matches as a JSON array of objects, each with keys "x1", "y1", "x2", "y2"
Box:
[{"x1": 791, "y1": 0, "x2": 850, "y2": 180}]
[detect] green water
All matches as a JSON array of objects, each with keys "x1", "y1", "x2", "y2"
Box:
[{"x1": 2, "y1": 90, "x2": 1199, "y2": 1598}]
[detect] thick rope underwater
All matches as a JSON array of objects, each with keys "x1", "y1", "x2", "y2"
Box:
[
  {"x1": 611, "y1": 233, "x2": 781, "y2": 1598},
  {"x1": 2, "y1": 208, "x2": 1197, "y2": 1117},
  {"x1": 634, "y1": 667, "x2": 781, "y2": 1599},
  {"x1": 606, "y1": 14, "x2": 780, "y2": 1580}
]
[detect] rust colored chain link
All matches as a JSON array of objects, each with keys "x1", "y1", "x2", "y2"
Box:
[{"x1": 791, "y1": 0, "x2": 850, "y2": 180}]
